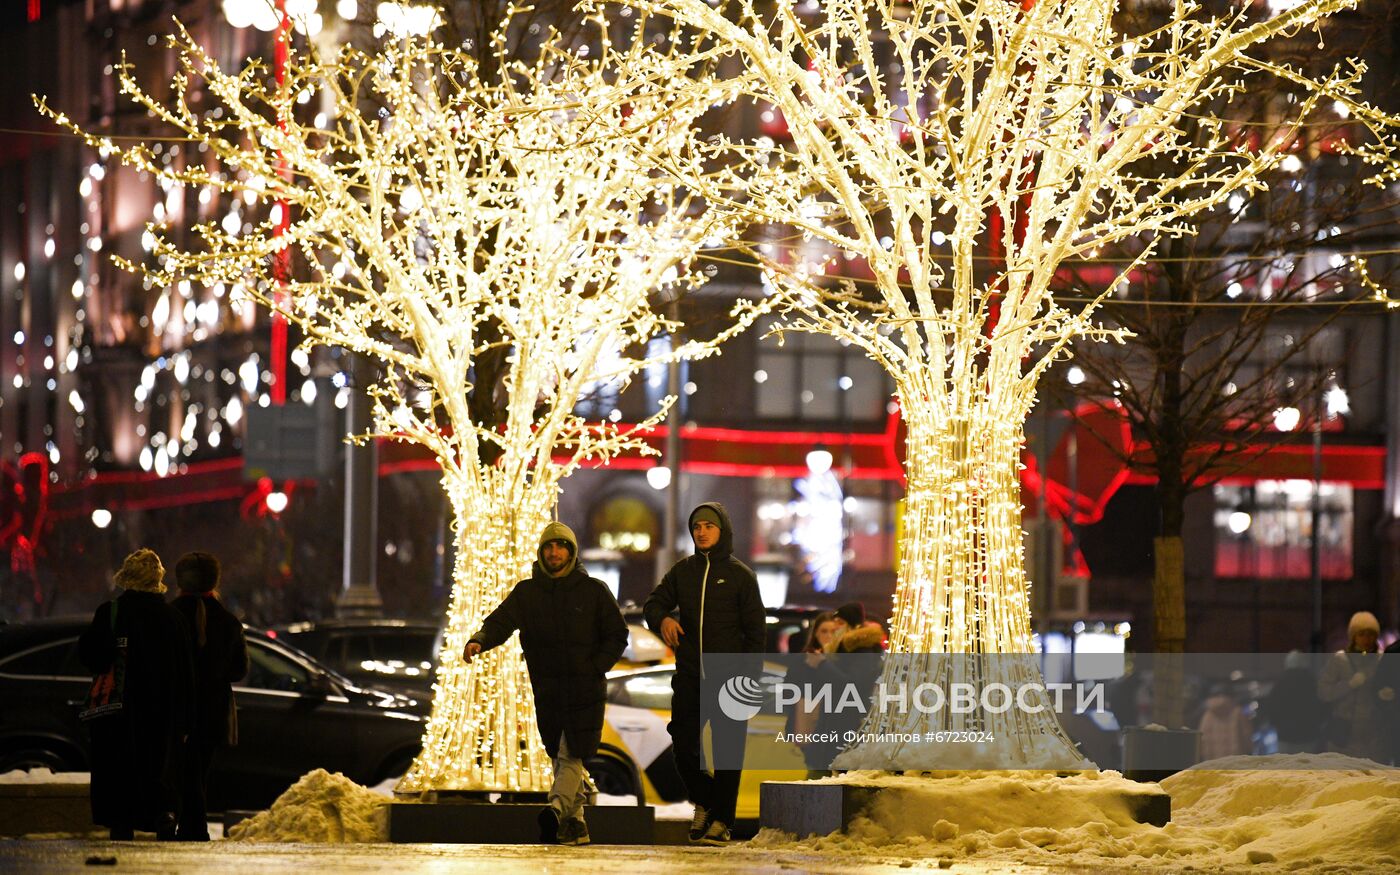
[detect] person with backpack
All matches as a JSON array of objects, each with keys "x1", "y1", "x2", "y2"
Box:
[{"x1": 78, "y1": 549, "x2": 194, "y2": 840}]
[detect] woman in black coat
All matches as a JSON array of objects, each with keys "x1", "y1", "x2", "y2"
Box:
[
  {"x1": 169, "y1": 551, "x2": 248, "y2": 841},
  {"x1": 78, "y1": 549, "x2": 194, "y2": 840}
]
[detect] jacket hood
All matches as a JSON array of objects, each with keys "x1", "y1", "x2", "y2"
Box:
[
  {"x1": 825, "y1": 624, "x2": 884, "y2": 654},
  {"x1": 688, "y1": 501, "x2": 734, "y2": 561},
  {"x1": 537, "y1": 521, "x2": 579, "y2": 579}
]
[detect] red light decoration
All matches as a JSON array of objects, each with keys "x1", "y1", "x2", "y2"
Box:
[
  {"x1": 40, "y1": 406, "x2": 1384, "y2": 550},
  {"x1": 0, "y1": 454, "x2": 50, "y2": 602}
]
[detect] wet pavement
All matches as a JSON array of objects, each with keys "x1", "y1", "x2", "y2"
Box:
[{"x1": 0, "y1": 840, "x2": 1078, "y2": 874}]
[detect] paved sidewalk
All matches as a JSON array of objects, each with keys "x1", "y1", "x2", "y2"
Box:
[{"x1": 0, "y1": 839, "x2": 1087, "y2": 874}]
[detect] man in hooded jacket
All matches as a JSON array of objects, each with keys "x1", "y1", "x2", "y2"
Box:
[
  {"x1": 644, "y1": 502, "x2": 765, "y2": 846},
  {"x1": 464, "y1": 522, "x2": 629, "y2": 846}
]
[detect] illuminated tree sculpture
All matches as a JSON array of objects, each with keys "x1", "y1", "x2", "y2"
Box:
[
  {"x1": 40, "y1": 19, "x2": 760, "y2": 791},
  {"x1": 626, "y1": 0, "x2": 1400, "y2": 767}
]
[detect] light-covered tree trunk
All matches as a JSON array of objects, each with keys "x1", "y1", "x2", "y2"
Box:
[{"x1": 398, "y1": 475, "x2": 557, "y2": 791}]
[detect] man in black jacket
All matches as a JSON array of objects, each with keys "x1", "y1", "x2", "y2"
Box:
[
  {"x1": 464, "y1": 522, "x2": 629, "y2": 846},
  {"x1": 169, "y1": 552, "x2": 248, "y2": 841},
  {"x1": 644, "y1": 502, "x2": 764, "y2": 846}
]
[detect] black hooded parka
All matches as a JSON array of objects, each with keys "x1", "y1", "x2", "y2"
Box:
[
  {"x1": 643, "y1": 502, "x2": 765, "y2": 678},
  {"x1": 469, "y1": 522, "x2": 629, "y2": 759}
]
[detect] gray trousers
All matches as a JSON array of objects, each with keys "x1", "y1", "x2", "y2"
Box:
[{"x1": 549, "y1": 732, "x2": 591, "y2": 823}]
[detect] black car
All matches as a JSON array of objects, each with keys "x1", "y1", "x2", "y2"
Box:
[
  {"x1": 765, "y1": 605, "x2": 830, "y2": 654},
  {"x1": 270, "y1": 619, "x2": 442, "y2": 694},
  {"x1": 0, "y1": 617, "x2": 427, "y2": 811}
]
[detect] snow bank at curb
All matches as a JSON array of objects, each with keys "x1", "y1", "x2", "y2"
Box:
[
  {"x1": 227, "y1": 769, "x2": 390, "y2": 843},
  {"x1": 752, "y1": 754, "x2": 1400, "y2": 871},
  {"x1": 0, "y1": 768, "x2": 90, "y2": 785}
]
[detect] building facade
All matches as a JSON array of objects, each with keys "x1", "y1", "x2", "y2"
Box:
[{"x1": 1, "y1": 1, "x2": 1398, "y2": 653}]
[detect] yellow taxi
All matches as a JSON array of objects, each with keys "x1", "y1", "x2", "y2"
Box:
[{"x1": 594, "y1": 663, "x2": 806, "y2": 821}]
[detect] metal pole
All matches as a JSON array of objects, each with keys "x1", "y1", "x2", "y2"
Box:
[
  {"x1": 1067, "y1": 420, "x2": 1078, "y2": 567},
  {"x1": 1310, "y1": 383, "x2": 1324, "y2": 651},
  {"x1": 657, "y1": 303, "x2": 682, "y2": 580},
  {"x1": 1032, "y1": 401, "x2": 1052, "y2": 630},
  {"x1": 338, "y1": 353, "x2": 382, "y2": 616},
  {"x1": 271, "y1": 0, "x2": 290, "y2": 404}
]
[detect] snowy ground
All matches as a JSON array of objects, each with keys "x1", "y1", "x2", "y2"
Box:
[
  {"x1": 0, "y1": 839, "x2": 1102, "y2": 874},
  {"x1": 6, "y1": 755, "x2": 1399, "y2": 872},
  {"x1": 751, "y1": 755, "x2": 1400, "y2": 873}
]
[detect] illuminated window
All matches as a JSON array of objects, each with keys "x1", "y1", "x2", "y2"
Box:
[
  {"x1": 754, "y1": 318, "x2": 889, "y2": 422},
  {"x1": 1214, "y1": 480, "x2": 1353, "y2": 580},
  {"x1": 588, "y1": 494, "x2": 658, "y2": 554}
]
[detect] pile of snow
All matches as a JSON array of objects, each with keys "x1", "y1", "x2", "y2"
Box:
[
  {"x1": 0, "y1": 768, "x2": 90, "y2": 784},
  {"x1": 753, "y1": 754, "x2": 1400, "y2": 872},
  {"x1": 1160, "y1": 754, "x2": 1400, "y2": 869},
  {"x1": 227, "y1": 769, "x2": 390, "y2": 843},
  {"x1": 597, "y1": 793, "x2": 694, "y2": 821}
]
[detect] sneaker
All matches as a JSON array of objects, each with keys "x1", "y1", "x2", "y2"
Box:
[
  {"x1": 698, "y1": 819, "x2": 730, "y2": 846},
  {"x1": 537, "y1": 806, "x2": 560, "y2": 844},
  {"x1": 154, "y1": 811, "x2": 179, "y2": 842},
  {"x1": 688, "y1": 806, "x2": 711, "y2": 840},
  {"x1": 687, "y1": 804, "x2": 711, "y2": 842},
  {"x1": 558, "y1": 818, "x2": 591, "y2": 846}
]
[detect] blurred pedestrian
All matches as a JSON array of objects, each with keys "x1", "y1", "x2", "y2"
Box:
[
  {"x1": 784, "y1": 611, "x2": 841, "y2": 776},
  {"x1": 834, "y1": 602, "x2": 864, "y2": 635},
  {"x1": 170, "y1": 552, "x2": 248, "y2": 841},
  {"x1": 1258, "y1": 651, "x2": 1323, "y2": 754},
  {"x1": 1197, "y1": 684, "x2": 1253, "y2": 761},
  {"x1": 464, "y1": 522, "x2": 628, "y2": 847},
  {"x1": 78, "y1": 549, "x2": 194, "y2": 840},
  {"x1": 815, "y1": 611, "x2": 885, "y2": 761},
  {"x1": 644, "y1": 502, "x2": 764, "y2": 846},
  {"x1": 1318, "y1": 611, "x2": 1387, "y2": 761}
]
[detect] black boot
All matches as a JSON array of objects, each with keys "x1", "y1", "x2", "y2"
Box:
[
  {"x1": 154, "y1": 811, "x2": 179, "y2": 842},
  {"x1": 536, "y1": 806, "x2": 560, "y2": 844}
]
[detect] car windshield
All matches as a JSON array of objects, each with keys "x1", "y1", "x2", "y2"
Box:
[
  {"x1": 242, "y1": 639, "x2": 314, "y2": 692},
  {"x1": 251, "y1": 628, "x2": 362, "y2": 690}
]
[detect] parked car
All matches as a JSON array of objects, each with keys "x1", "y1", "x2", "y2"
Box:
[
  {"x1": 270, "y1": 619, "x2": 442, "y2": 694},
  {"x1": 764, "y1": 606, "x2": 829, "y2": 654},
  {"x1": 0, "y1": 617, "x2": 427, "y2": 811}
]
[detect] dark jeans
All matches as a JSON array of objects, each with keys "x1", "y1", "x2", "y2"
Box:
[
  {"x1": 668, "y1": 671, "x2": 746, "y2": 825},
  {"x1": 177, "y1": 734, "x2": 219, "y2": 840}
]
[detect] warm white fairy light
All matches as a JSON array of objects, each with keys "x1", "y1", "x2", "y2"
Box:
[
  {"x1": 39, "y1": 17, "x2": 761, "y2": 791},
  {"x1": 626, "y1": 0, "x2": 1400, "y2": 768}
]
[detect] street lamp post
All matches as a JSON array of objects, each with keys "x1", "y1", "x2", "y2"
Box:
[
  {"x1": 1310, "y1": 393, "x2": 1324, "y2": 651},
  {"x1": 656, "y1": 299, "x2": 683, "y2": 579}
]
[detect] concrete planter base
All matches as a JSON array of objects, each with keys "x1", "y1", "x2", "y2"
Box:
[
  {"x1": 387, "y1": 801, "x2": 657, "y2": 844},
  {"x1": 760, "y1": 777, "x2": 1172, "y2": 838}
]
